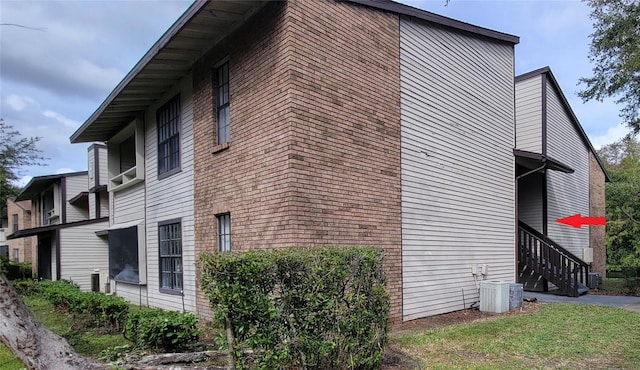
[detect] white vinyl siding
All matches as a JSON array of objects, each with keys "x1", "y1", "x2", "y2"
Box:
[
  {"x1": 99, "y1": 192, "x2": 109, "y2": 219},
  {"x1": 545, "y1": 80, "x2": 590, "y2": 256},
  {"x1": 65, "y1": 175, "x2": 89, "y2": 222},
  {"x1": 144, "y1": 75, "x2": 196, "y2": 312},
  {"x1": 98, "y1": 146, "x2": 108, "y2": 186},
  {"x1": 89, "y1": 193, "x2": 97, "y2": 220},
  {"x1": 515, "y1": 76, "x2": 543, "y2": 153},
  {"x1": 58, "y1": 221, "x2": 109, "y2": 291},
  {"x1": 111, "y1": 185, "x2": 145, "y2": 224},
  {"x1": 88, "y1": 147, "x2": 96, "y2": 189},
  {"x1": 517, "y1": 172, "x2": 543, "y2": 232},
  {"x1": 400, "y1": 18, "x2": 516, "y2": 321}
]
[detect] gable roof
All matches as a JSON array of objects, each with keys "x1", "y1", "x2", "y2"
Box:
[
  {"x1": 70, "y1": 0, "x2": 519, "y2": 144},
  {"x1": 15, "y1": 171, "x2": 88, "y2": 201},
  {"x1": 516, "y1": 66, "x2": 611, "y2": 182}
]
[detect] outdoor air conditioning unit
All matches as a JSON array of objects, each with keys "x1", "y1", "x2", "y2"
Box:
[
  {"x1": 588, "y1": 273, "x2": 601, "y2": 289},
  {"x1": 480, "y1": 281, "x2": 510, "y2": 313}
]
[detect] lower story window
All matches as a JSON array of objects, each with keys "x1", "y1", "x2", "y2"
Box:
[
  {"x1": 217, "y1": 213, "x2": 231, "y2": 252},
  {"x1": 159, "y1": 221, "x2": 182, "y2": 292},
  {"x1": 109, "y1": 226, "x2": 140, "y2": 284},
  {"x1": 13, "y1": 248, "x2": 19, "y2": 262}
]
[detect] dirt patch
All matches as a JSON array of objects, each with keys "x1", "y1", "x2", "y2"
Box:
[
  {"x1": 390, "y1": 301, "x2": 541, "y2": 337},
  {"x1": 590, "y1": 286, "x2": 640, "y2": 296}
]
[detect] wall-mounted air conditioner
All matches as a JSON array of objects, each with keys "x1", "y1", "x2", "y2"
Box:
[
  {"x1": 583, "y1": 248, "x2": 594, "y2": 263},
  {"x1": 47, "y1": 209, "x2": 59, "y2": 219},
  {"x1": 480, "y1": 281, "x2": 510, "y2": 313}
]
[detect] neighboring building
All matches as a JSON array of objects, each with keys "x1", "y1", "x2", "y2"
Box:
[
  {"x1": 8, "y1": 145, "x2": 109, "y2": 291},
  {"x1": 515, "y1": 67, "x2": 609, "y2": 292},
  {"x1": 69, "y1": 0, "x2": 606, "y2": 322},
  {"x1": 0, "y1": 213, "x2": 7, "y2": 259},
  {"x1": 5, "y1": 198, "x2": 36, "y2": 266}
]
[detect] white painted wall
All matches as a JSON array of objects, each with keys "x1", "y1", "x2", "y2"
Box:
[
  {"x1": 515, "y1": 76, "x2": 542, "y2": 153},
  {"x1": 59, "y1": 221, "x2": 109, "y2": 291},
  {"x1": 400, "y1": 18, "x2": 516, "y2": 321},
  {"x1": 65, "y1": 175, "x2": 89, "y2": 222},
  {"x1": 545, "y1": 79, "x2": 590, "y2": 256},
  {"x1": 143, "y1": 75, "x2": 196, "y2": 313}
]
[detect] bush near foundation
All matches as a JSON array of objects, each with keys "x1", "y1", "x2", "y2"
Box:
[
  {"x1": 0, "y1": 256, "x2": 32, "y2": 280},
  {"x1": 200, "y1": 246, "x2": 389, "y2": 370},
  {"x1": 125, "y1": 308, "x2": 199, "y2": 351}
]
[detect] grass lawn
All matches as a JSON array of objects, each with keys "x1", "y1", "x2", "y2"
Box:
[
  {"x1": 0, "y1": 345, "x2": 24, "y2": 370},
  {"x1": 393, "y1": 303, "x2": 640, "y2": 369}
]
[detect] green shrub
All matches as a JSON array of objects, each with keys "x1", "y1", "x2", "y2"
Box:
[
  {"x1": 200, "y1": 245, "x2": 389, "y2": 370},
  {"x1": 39, "y1": 280, "x2": 128, "y2": 329},
  {"x1": 12, "y1": 279, "x2": 41, "y2": 295},
  {"x1": 0, "y1": 257, "x2": 32, "y2": 280},
  {"x1": 125, "y1": 308, "x2": 199, "y2": 351}
]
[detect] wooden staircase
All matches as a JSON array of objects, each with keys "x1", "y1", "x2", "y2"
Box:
[{"x1": 518, "y1": 221, "x2": 589, "y2": 297}]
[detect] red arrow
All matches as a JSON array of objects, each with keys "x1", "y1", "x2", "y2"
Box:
[{"x1": 555, "y1": 213, "x2": 606, "y2": 228}]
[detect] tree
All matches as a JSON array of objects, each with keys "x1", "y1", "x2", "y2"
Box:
[
  {"x1": 597, "y1": 135, "x2": 640, "y2": 268},
  {"x1": 579, "y1": 0, "x2": 640, "y2": 133},
  {"x1": 0, "y1": 118, "x2": 46, "y2": 216}
]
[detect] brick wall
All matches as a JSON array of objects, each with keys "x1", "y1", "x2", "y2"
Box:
[
  {"x1": 193, "y1": 0, "x2": 403, "y2": 322},
  {"x1": 589, "y1": 152, "x2": 606, "y2": 277},
  {"x1": 6, "y1": 198, "x2": 35, "y2": 265},
  {"x1": 286, "y1": 0, "x2": 402, "y2": 322}
]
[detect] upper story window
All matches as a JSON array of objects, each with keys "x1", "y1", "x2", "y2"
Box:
[
  {"x1": 157, "y1": 95, "x2": 181, "y2": 178},
  {"x1": 217, "y1": 213, "x2": 231, "y2": 252},
  {"x1": 215, "y1": 62, "x2": 230, "y2": 145},
  {"x1": 12, "y1": 214, "x2": 18, "y2": 233}
]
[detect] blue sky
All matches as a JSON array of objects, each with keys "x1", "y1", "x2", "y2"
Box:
[{"x1": 0, "y1": 0, "x2": 631, "y2": 187}]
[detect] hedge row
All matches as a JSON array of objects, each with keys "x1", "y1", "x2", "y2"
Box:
[
  {"x1": 0, "y1": 257, "x2": 32, "y2": 280},
  {"x1": 39, "y1": 280, "x2": 128, "y2": 330},
  {"x1": 200, "y1": 246, "x2": 390, "y2": 370}
]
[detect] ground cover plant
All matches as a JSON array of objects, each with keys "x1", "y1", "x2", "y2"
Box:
[{"x1": 393, "y1": 303, "x2": 640, "y2": 369}]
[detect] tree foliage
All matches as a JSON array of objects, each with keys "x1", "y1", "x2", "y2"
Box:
[
  {"x1": 598, "y1": 135, "x2": 640, "y2": 268},
  {"x1": 0, "y1": 118, "x2": 45, "y2": 215},
  {"x1": 579, "y1": 0, "x2": 640, "y2": 132}
]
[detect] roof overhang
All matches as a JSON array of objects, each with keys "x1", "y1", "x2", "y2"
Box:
[
  {"x1": 343, "y1": 0, "x2": 519, "y2": 44},
  {"x1": 516, "y1": 67, "x2": 611, "y2": 182},
  {"x1": 514, "y1": 149, "x2": 574, "y2": 174},
  {"x1": 70, "y1": 0, "x2": 268, "y2": 143},
  {"x1": 7, "y1": 218, "x2": 109, "y2": 240},
  {"x1": 15, "y1": 171, "x2": 88, "y2": 201}
]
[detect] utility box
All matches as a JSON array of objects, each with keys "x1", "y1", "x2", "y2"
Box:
[
  {"x1": 588, "y1": 273, "x2": 601, "y2": 289},
  {"x1": 509, "y1": 283, "x2": 523, "y2": 310},
  {"x1": 480, "y1": 281, "x2": 510, "y2": 313}
]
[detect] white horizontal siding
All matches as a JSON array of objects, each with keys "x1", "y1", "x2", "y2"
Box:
[
  {"x1": 89, "y1": 193, "x2": 97, "y2": 220},
  {"x1": 111, "y1": 184, "x2": 145, "y2": 225},
  {"x1": 143, "y1": 75, "x2": 196, "y2": 313},
  {"x1": 518, "y1": 172, "x2": 543, "y2": 232},
  {"x1": 545, "y1": 79, "x2": 589, "y2": 256},
  {"x1": 58, "y1": 221, "x2": 109, "y2": 291},
  {"x1": 88, "y1": 146, "x2": 96, "y2": 189},
  {"x1": 114, "y1": 283, "x2": 149, "y2": 307},
  {"x1": 99, "y1": 192, "x2": 109, "y2": 219},
  {"x1": 515, "y1": 76, "x2": 542, "y2": 153},
  {"x1": 98, "y1": 146, "x2": 108, "y2": 187},
  {"x1": 65, "y1": 175, "x2": 89, "y2": 223},
  {"x1": 400, "y1": 18, "x2": 516, "y2": 321}
]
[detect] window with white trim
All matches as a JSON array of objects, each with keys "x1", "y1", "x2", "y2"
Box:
[
  {"x1": 217, "y1": 213, "x2": 231, "y2": 252},
  {"x1": 157, "y1": 95, "x2": 181, "y2": 177},
  {"x1": 159, "y1": 220, "x2": 182, "y2": 292},
  {"x1": 214, "y1": 62, "x2": 230, "y2": 145}
]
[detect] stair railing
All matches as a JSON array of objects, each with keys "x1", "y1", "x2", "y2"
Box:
[{"x1": 518, "y1": 221, "x2": 589, "y2": 297}]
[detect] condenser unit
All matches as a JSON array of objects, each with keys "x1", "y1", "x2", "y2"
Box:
[{"x1": 480, "y1": 281, "x2": 510, "y2": 313}]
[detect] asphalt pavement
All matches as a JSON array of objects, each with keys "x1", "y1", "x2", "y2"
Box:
[{"x1": 523, "y1": 291, "x2": 640, "y2": 312}]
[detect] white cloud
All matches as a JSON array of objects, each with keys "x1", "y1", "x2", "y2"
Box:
[
  {"x1": 54, "y1": 167, "x2": 76, "y2": 174},
  {"x1": 42, "y1": 110, "x2": 79, "y2": 129},
  {"x1": 590, "y1": 124, "x2": 631, "y2": 149},
  {"x1": 13, "y1": 175, "x2": 32, "y2": 188},
  {"x1": 6, "y1": 95, "x2": 37, "y2": 111}
]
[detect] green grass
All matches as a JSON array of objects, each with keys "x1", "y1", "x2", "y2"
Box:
[
  {"x1": 0, "y1": 344, "x2": 25, "y2": 370},
  {"x1": 393, "y1": 303, "x2": 640, "y2": 369},
  {"x1": 23, "y1": 295, "x2": 127, "y2": 357}
]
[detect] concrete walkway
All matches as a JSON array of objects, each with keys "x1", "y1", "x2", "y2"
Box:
[{"x1": 523, "y1": 292, "x2": 640, "y2": 312}]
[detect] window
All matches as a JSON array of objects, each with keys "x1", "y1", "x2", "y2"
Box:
[
  {"x1": 13, "y1": 248, "x2": 19, "y2": 262},
  {"x1": 215, "y1": 62, "x2": 230, "y2": 145},
  {"x1": 107, "y1": 119, "x2": 145, "y2": 192},
  {"x1": 157, "y1": 95, "x2": 181, "y2": 177},
  {"x1": 12, "y1": 214, "x2": 18, "y2": 233},
  {"x1": 159, "y1": 221, "x2": 182, "y2": 292},
  {"x1": 108, "y1": 226, "x2": 140, "y2": 284},
  {"x1": 0, "y1": 246, "x2": 8, "y2": 258},
  {"x1": 119, "y1": 135, "x2": 136, "y2": 173},
  {"x1": 217, "y1": 213, "x2": 231, "y2": 252}
]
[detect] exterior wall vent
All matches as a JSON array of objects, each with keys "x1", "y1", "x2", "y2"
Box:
[{"x1": 480, "y1": 281, "x2": 510, "y2": 313}]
